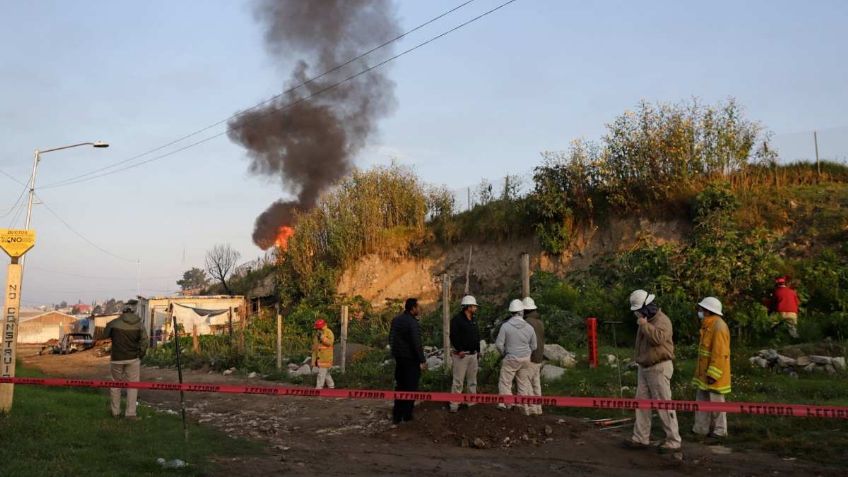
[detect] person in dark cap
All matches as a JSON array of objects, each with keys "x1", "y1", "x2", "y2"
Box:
[{"x1": 104, "y1": 299, "x2": 148, "y2": 419}]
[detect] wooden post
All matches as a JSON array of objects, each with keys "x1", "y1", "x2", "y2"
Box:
[
  {"x1": 442, "y1": 273, "x2": 451, "y2": 369},
  {"x1": 341, "y1": 305, "x2": 349, "y2": 373},
  {"x1": 521, "y1": 253, "x2": 530, "y2": 298},
  {"x1": 464, "y1": 246, "x2": 473, "y2": 295},
  {"x1": 814, "y1": 131, "x2": 821, "y2": 182},
  {"x1": 227, "y1": 307, "x2": 234, "y2": 339},
  {"x1": 0, "y1": 261, "x2": 23, "y2": 411},
  {"x1": 275, "y1": 303, "x2": 282, "y2": 371},
  {"x1": 192, "y1": 323, "x2": 200, "y2": 353},
  {"x1": 171, "y1": 310, "x2": 188, "y2": 441}
]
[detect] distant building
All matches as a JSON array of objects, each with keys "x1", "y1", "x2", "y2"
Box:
[
  {"x1": 17, "y1": 311, "x2": 78, "y2": 344},
  {"x1": 136, "y1": 295, "x2": 247, "y2": 343}
]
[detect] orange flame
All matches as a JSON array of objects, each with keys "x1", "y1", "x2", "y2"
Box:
[{"x1": 275, "y1": 226, "x2": 295, "y2": 250}]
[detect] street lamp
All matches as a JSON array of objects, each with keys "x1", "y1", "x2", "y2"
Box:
[{"x1": 24, "y1": 141, "x2": 110, "y2": 230}]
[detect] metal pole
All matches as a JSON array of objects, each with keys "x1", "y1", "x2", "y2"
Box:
[
  {"x1": 442, "y1": 274, "x2": 451, "y2": 369},
  {"x1": 171, "y1": 310, "x2": 188, "y2": 440},
  {"x1": 24, "y1": 150, "x2": 40, "y2": 230},
  {"x1": 605, "y1": 321, "x2": 624, "y2": 398},
  {"x1": 341, "y1": 306, "x2": 349, "y2": 373}
]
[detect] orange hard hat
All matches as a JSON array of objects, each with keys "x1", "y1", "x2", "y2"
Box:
[{"x1": 314, "y1": 319, "x2": 326, "y2": 329}]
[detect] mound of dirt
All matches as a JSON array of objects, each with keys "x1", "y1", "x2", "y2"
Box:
[{"x1": 379, "y1": 402, "x2": 586, "y2": 449}]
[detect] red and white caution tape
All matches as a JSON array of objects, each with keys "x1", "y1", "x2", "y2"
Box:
[{"x1": 2, "y1": 376, "x2": 847, "y2": 419}]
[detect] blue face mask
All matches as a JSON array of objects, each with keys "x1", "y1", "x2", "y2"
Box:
[{"x1": 697, "y1": 310, "x2": 705, "y2": 320}]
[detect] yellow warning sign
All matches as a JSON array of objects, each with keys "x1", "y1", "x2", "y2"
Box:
[{"x1": 0, "y1": 229, "x2": 36, "y2": 258}]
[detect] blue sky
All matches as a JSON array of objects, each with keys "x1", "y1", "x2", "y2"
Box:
[{"x1": 1, "y1": 0, "x2": 846, "y2": 305}]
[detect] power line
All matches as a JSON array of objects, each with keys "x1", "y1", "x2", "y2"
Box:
[
  {"x1": 40, "y1": 0, "x2": 478, "y2": 189},
  {"x1": 26, "y1": 265, "x2": 175, "y2": 281},
  {"x1": 0, "y1": 168, "x2": 26, "y2": 186},
  {"x1": 35, "y1": 193, "x2": 137, "y2": 263},
  {"x1": 40, "y1": 0, "x2": 519, "y2": 190}
]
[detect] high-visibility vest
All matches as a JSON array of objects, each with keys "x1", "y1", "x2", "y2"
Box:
[
  {"x1": 312, "y1": 328, "x2": 334, "y2": 368},
  {"x1": 693, "y1": 315, "x2": 731, "y2": 394}
]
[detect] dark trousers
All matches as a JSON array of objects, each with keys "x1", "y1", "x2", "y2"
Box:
[{"x1": 392, "y1": 358, "x2": 421, "y2": 423}]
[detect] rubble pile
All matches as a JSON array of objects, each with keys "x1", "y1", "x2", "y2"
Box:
[{"x1": 749, "y1": 349, "x2": 846, "y2": 376}]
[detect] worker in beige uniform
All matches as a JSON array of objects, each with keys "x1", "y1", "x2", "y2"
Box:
[
  {"x1": 519, "y1": 296, "x2": 545, "y2": 415},
  {"x1": 624, "y1": 290, "x2": 682, "y2": 453}
]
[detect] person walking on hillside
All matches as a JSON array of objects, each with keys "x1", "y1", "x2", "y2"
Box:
[
  {"x1": 519, "y1": 296, "x2": 545, "y2": 416},
  {"x1": 495, "y1": 299, "x2": 537, "y2": 414},
  {"x1": 625, "y1": 290, "x2": 682, "y2": 453},
  {"x1": 312, "y1": 318, "x2": 335, "y2": 390},
  {"x1": 692, "y1": 297, "x2": 731, "y2": 441},
  {"x1": 768, "y1": 276, "x2": 800, "y2": 338},
  {"x1": 448, "y1": 295, "x2": 481, "y2": 413},
  {"x1": 105, "y1": 300, "x2": 148, "y2": 420},
  {"x1": 389, "y1": 298, "x2": 426, "y2": 424}
]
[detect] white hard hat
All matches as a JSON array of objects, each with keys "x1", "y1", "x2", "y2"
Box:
[
  {"x1": 508, "y1": 299, "x2": 525, "y2": 313},
  {"x1": 698, "y1": 297, "x2": 723, "y2": 316},
  {"x1": 461, "y1": 295, "x2": 478, "y2": 306},
  {"x1": 629, "y1": 289, "x2": 655, "y2": 311},
  {"x1": 522, "y1": 297, "x2": 537, "y2": 310}
]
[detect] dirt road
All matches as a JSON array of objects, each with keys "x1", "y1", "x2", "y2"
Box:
[{"x1": 20, "y1": 346, "x2": 839, "y2": 476}]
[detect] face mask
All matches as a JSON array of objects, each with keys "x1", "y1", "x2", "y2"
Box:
[{"x1": 697, "y1": 311, "x2": 705, "y2": 320}]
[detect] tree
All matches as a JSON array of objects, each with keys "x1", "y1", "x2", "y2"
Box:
[
  {"x1": 177, "y1": 267, "x2": 210, "y2": 291},
  {"x1": 205, "y1": 244, "x2": 241, "y2": 295}
]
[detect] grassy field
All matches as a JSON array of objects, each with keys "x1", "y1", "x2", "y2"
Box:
[{"x1": 0, "y1": 366, "x2": 260, "y2": 476}]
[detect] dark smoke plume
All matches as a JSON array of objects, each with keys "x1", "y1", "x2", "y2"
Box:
[{"x1": 228, "y1": 0, "x2": 400, "y2": 249}]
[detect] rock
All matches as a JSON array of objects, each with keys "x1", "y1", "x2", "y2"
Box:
[
  {"x1": 831, "y1": 357, "x2": 846, "y2": 371},
  {"x1": 759, "y1": 349, "x2": 779, "y2": 361},
  {"x1": 776, "y1": 355, "x2": 796, "y2": 367},
  {"x1": 803, "y1": 363, "x2": 816, "y2": 373},
  {"x1": 825, "y1": 364, "x2": 837, "y2": 375},
  {"x1": 294, "y1": 364, "x2": 312, "y2": 376},
  {"x1": 382, "y1": 360, "x2": 392, "y2": 367},
  {"x1": 606, "y1": 354, "x2": 617, "y2": 365},
  {"x1": 426, "y1": 356, "x2": 444, "y2": 370},
  {"x1": 540, "y1": 364, "x2": 566, "y2": 381},
  {"x1": 472, "y1": 438, "x2": 487, "y2": 449},
  {"x1": 795, "y1": 356, "x2": 811, "y2": 367},
  {"x1": 157, "y1": 459, "x2": 187, "y2": 469},
  {"x1": 749, "y1": 357, "x2": 769, "y2": 368},
  {"x1": 544, "y1": 344, "x2": 577, "y2": 368},
  {"x1": 626, "y1": 361, "x2": 639, "y2": 371},
  {"x1": 544, "y1": 425, "x2": 553, "y2": 436},
  {"x1": 223, "y1": 368, "x2": 235, "y2": 376},
  {"x1": 247, "y1": 372, "x2": 258, "y2": 379},
  {"x1": 810, "y1": 355, "x2": 833, "y2": 365}
]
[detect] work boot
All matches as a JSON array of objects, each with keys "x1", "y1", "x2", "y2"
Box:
[
  {"x1": 657, "y1": 442, "x2": 682, "y2": 454},
  {"x1": 622, "y1": 439, "x2": 650, "y2": 450}
]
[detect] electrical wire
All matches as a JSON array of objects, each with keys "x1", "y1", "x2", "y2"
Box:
[
  {"x1": 0, "y1": 168, "x2": 27, "y2": 186},
  {"x1": 39, "y1": 0, "x2": 519, "y2": 190},
  {"x1": 35, "y1": 193, "x2": 137, "y2": 263}
]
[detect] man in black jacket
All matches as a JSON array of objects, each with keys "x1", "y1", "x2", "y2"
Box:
[
  {"x1": 389, "y1": 298, "x2": 426, "y2": 423},
  {"x1": 105, "y1": 300, "x2": 148, "y2": 419},
  {"x1": 448, "y1": 295, "x2": 481, "y2": 412}
]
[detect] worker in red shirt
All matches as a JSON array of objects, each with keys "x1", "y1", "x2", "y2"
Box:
[{"x1": 769, "y1": 276, "x2": 800, "y2": 338}]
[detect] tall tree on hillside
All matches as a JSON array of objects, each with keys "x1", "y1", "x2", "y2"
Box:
[
  {"x1": 177, "y1": 267, "x2": 210, "y2": 291},
  {"x1": 205, "y1": 244, "x2": 241, "y2": 295}
]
